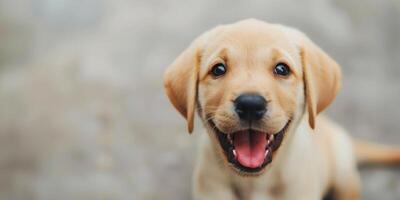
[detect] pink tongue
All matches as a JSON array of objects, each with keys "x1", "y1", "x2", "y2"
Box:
[{"x1": 233, "y1": 131, "x2": 267, "y2": 168}]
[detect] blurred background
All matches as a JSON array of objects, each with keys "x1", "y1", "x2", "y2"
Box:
[{"x1": 0, "y1": 0, "x2": 399, "y2": 199}]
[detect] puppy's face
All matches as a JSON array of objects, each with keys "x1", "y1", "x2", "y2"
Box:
[
  {"x1": 164, "y1": 19, "x2": 341, "y2": 175},
  {"x1": 198, "y1": 26, "x2": 303, "y2": 174}
]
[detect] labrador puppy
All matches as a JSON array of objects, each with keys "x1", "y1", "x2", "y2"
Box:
[{"x1": 164, "y1": 19, "x2": 400, "y2": 200}]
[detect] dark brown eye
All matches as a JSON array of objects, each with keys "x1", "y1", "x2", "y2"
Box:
[
  {"x1": 211, "y1": 63, "x2": 227, "y2": 77},
  {"x1": 274, "y1": 63, "x2": 290, "y2": 76}
]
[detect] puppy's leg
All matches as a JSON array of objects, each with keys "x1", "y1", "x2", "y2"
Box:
[
  {"x1": 193, "y1": 168, "x2": 237, "y2": 200},
  {"x1": 333, "y1": 174, "x2": 360, "y2": 200},
  {"x1": 330, "y1": 131, "x2": 361, "y2": 200},
  {"x1": 192, "y1": 135, "x2": 237, "y2": 200}
]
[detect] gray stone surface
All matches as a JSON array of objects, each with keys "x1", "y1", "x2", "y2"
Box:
[{"x1": 0, "y1": 0, "x2": 399, "y2": 199}]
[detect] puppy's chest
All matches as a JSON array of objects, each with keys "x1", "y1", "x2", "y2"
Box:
[
  {"x1": 232, "y1": 175, "x2": 286, "y2": 200},
  {"x1": 233, "y1": 175, "x2": 320, "y2": 200}
]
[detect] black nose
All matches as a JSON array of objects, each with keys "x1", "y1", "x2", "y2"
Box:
[{"x1": 234, "y1": 94, "x2": 267, "y2": 121}]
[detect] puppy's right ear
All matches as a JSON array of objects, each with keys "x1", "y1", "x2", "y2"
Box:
[
  {"x1": 164, "y1": 29, "x2": 219, "y2": 134},
  {"x1": 164, "y1": 41, "x2": 199, "y2": 134}
]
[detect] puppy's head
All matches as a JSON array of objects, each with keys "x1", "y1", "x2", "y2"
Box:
[{"x1": 164, "y1": 19, "x2": 341, "y2": 175}]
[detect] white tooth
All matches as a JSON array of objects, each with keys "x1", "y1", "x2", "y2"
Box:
[
  {"x1": 228, "y1": 134, "x2": 232, "y2": 143},
  {"x1": 264, "y1": 149, "x2": 269, "y2": 157},
  {"x1": 233, "y1": 149, "x2": 237, "y2": 158},
  {"x1": 270, "y1": 134, "x2": 274, "y2": 141}
]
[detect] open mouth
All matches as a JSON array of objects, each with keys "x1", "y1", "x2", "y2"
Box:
[{"x1": 208, "y1": 120, "x2": 290, "y2": 173}]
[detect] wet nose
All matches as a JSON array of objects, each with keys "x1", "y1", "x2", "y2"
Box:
[{"x1": 234, "y1": 94, "x2": 267, "y2": 121}]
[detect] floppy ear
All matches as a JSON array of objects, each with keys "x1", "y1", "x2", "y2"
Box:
[
  {"x1": 299, "y1": 34, "x2": 342, "y2": 129},
  {"x1": 164, "y1": 27, "x2": 222, "y2": 134},
  {"x1": 163, "y1": 36, "x2": 205, "y2": 134}
]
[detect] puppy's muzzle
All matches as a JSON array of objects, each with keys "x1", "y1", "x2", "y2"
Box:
[{"x1": 234, "y1": 93, "x2": 267, "y2": 121}]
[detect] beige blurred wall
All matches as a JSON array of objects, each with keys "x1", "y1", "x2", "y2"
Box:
[{"x1": 0, "y1": 0, "x2": 399, "y2": 199}]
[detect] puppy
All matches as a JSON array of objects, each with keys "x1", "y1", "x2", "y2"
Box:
[{"x1": 164, "y1": 19, "x2": 400, "y2": 200}]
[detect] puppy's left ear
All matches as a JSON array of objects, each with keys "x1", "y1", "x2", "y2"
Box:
[{"x1": 296, "y1": 31, "x2": 342, "y2": 129}]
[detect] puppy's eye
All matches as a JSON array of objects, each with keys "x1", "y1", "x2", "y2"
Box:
[
  {"x1": 211, "y1": 63, "x2": 227, "y2": 77},
  {"x1": 274, "y1": 63, "x2": 290, "y2": 76}
]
